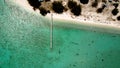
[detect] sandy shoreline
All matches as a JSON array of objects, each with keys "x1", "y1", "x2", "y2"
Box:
[
  {"x1": 11, "y1": 0, "x2": 120, "y2": 32},
  {"x1": 46, "y1": 13, "x2": 120, "y2": 32}
]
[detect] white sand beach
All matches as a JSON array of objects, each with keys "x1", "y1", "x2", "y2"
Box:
[{"x1": 9, "y1": 0, "x2": 120, "y2": 30}]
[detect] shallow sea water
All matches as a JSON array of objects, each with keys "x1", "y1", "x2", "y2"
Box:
[{"x1": 0, "y1": 0, "x2": 120, "y2": 68}]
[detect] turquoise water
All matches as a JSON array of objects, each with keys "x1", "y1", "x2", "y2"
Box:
[{"x1": 0, "y1": 1, "x2": 120, "y2": 68}]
